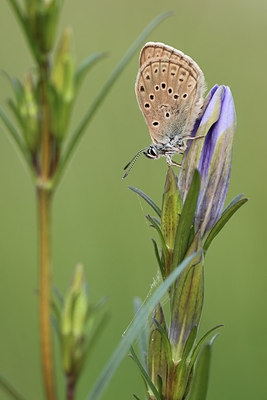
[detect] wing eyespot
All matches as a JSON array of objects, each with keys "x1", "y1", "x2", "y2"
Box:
[
  {"x1": 150, "y1": 94, "x2": 155, "y2": 100},
  {"x1": 168, "y1": 88, "x2": 173, "y2": 94},
  {"x1": 155, "y1": 85, "x2": 159, "y2": 91},
  {"x1": 152, "y1": 121, "x2": 159, "y2": 126},
  {"x1": 174, "y1": 94, "x2": 179, "y2": 99},
  {"x1": 161, "y1": 82, "x2": 166, "y2": 89},
  {"x1": 183, "y1": 93, "x2": 188, "y2": 98},
  {"x1": 144, "y1": 103, "x2": 150, "y2": 108}
]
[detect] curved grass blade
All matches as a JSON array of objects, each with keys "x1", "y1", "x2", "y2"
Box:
[
  {"x1": 86, "y1": 252, "x2": 197, "y2": 400},
  {"x1": 133, "y1": 297, "x2": 149, "y2": 367},
  {"x1": 130, "y1": 346, "x2": 162, "y2": 400},
  {"x1": 75, "y1": 52, "x2": 107, "y2": 91},
  {"x1": 129, "y1": 186, "x2": 162, "y2": 217},
  {"x1": 203, "y1": 198, "x2": 248, "y2": 253},
  {"x1": 53, "y1": 11, "x2": 172, "y2": 187},
  {"x1": 0, "y1": 373, "x2": 27, "y2": 400}
]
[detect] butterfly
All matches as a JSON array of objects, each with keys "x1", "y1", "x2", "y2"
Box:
[{"x1": 123, "y1": 42, "x2": 206, "y2": 178}]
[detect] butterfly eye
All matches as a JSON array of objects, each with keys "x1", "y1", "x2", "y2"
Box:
[{"x1": 178, "y1": 139, "x2": 182, "y2": 145}]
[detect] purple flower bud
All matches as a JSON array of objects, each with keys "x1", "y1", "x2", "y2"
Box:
[{"x1": 179, "y1": 85, "x2": 236, "y2": 238}]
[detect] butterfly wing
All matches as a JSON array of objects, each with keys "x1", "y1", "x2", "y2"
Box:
[{"x1": 135, "y1": 42, "x2": 206, "y2": 147}]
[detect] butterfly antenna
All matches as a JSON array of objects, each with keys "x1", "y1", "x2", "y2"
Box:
[{"x1": 122, "y1": 147, "x2": 149, "y2": 179}]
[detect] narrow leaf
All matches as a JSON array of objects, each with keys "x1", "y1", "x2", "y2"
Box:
[
  {"x1": 187, "y1": 336, "x2": 218, "y2": 400},
  {"x1": 146, "y1": 215, "x2": 169, "y2": 266},
  {"x1": 133, "y1": 297, "x2": 149, "y2": 367},
  {"x1": 152, "y1": 318, "x2": 172, "y2": 364},
  {"x1": 86, "y1": 252, "x2": 198, "y2": 400},
  {"x1": 189, "y1": 325, "x2": 223, "y2": 371},
  {"x1": 203, "y1": 198, "x2": 248, "y2": 252},
  {"x1": 222, "y1": 193, "x2": 245, "y2": 215},
  {"x1": 130, "y1": 346, "x2": 162, "y2": 400},
  {"x1": 0, "y1": 373, "x2": 27, "y2": 400},
  {"x1": 75, "y1": 52, "x2": 107, "y2": 90},
  {"x1": 53, "y1": 11, "x2": 172, "y2": 187},
  {"x1": 151, "y1": 239, "x2": 165, "y2": 278},
  {"x1": 129, "y1": 186, "x2": 162, "y2": 217},
  {"x1": 0, "y1": 107, "x2": 35, "y2": 178},
  {"x1": 172, "y1": 170, "x2": 200, "y2": 270}
]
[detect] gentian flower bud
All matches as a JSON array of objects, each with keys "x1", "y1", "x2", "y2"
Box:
[{"x1": 179, "y1": 85, "x2": 236, "y2": 238}]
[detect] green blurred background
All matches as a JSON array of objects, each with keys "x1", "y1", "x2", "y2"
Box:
[{"x1": 0, "y1": 0, "x2": 266, "y2": 399}]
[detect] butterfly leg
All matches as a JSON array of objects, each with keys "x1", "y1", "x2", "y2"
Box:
[{"x1": 166, "y1": 154, "x2": 182, "y2": 168}]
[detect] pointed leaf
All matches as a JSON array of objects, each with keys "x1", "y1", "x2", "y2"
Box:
[
  {"x1": 152, "y1": 318, "x2": 172, "y2": 364},
  {"x1": 0, "y1": 106, "x2": 35, "y2": 177},
  {"x1": 182, "y1": 325, "x2": 198, "y2": 361},
  {"x1": 130, "y1": 346, "x2": 162, "y2": 400},
  {"x1": 75, "y1": 52, "x2": 107, "y2": 90},
  {"x1": 187, "y1": 336, "x2": 218, "y2": 400},
  {"x1": 129, "y1": 186, "x2": 162, "y2": 217},
  {"x1": 146, "y1": 215, "x2": 169, "y2": 267},
  {"x1": 189, "y1": 325, "x2": 223, "y2": 371},
  {"x1": 172, "y1": 170, "x2": 200, "y2": 270},
  {"x1": 86, "y1": 252, "x2": 198, "y2": 400},
  {"x1": 151, "y1": 239, "x2": 165, "y2": 278},
  {"x1": 203, "y1": 197, "x2": 248, "y2": 252}
]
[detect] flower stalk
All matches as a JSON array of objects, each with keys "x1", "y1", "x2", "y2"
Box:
[{"x1": 37, "y1": 187, "x2": 56, "y2": 400}]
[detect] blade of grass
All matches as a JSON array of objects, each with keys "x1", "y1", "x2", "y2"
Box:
[
  {"x1": 53, "y1": 11, "x2": 172, "y2": 187},
  {"x1": 0, "y1": 373, "x2": 27, "y2": 400},
  {"x1": 85, "y1": 252, "x2": 197, "y2": 400}
]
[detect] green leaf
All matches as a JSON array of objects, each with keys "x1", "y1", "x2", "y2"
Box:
[
  {"x1": 161, "y1": 167, "x2": 182, "y2": 250},
  {"x1": 0, "y1": 107, "x2": 36, "y2": 179},
  {"x1": 146, "y1": 215, "x2": 169, "y2": 267},
  {"x1": 189, "y1": 325, "x2": 223, "y2": 372},
  {"x1": 172, "y1": 170, "x2": 200, "y2": 270},
  {"x1": 203, "y1": 197, "x2": 248, "y2": 252},
  {"x1": 152, "y1": 318, "x2": 172, "y2": 365},
  {"x1": 130, "y1": 346, "x2": 162, "y2": 400},
  {"x1": 151, "y1": 239, "x2": 165, "y2": 279},
  {"x1": 0, "y1": 373, "x2": 27, "y2": 400},
  {"x1": 85, "y1": 252, "x2": 198, "y2": 400},
  {"x1": 53, "y1": 11, "x2": 172, "y2": 187},
  {"x1": 182, "y1": 326, "x2": 198, "y2": 361},
  {"x1": 7, "y1": 0, "x2": 41, "y2": 62},
  {"x1": 75, "y1": 52, "x2": 107, "y2": 90},
  {"x1": 222, "y1": 193, "x2": 245, "y2": 215},
  {"x1": 133, "y1": 297, "x2": 149, "y2": 367},
  {"x1": 187, "y1": 335, "x2": 219, "y2": 400},
  {"x1": 129, "y1": 186, "x2": 162, "y2": 217},
  {"x1": 170, "y1": 234, "x2": 203, "y2": 362}
]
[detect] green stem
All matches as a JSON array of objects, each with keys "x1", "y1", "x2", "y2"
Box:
[{"x1": 37, "y1": 187, "x2": 57, "y2": 400}]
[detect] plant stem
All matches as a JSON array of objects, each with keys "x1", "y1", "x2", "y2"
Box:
[{"x1": 38, "y1": 187, "x2": 57, "y2": 400}]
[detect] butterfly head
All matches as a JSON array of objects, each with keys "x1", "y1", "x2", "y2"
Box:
[{"x1": 144, "y1": 145, "x2": 159, "y2": 160}]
